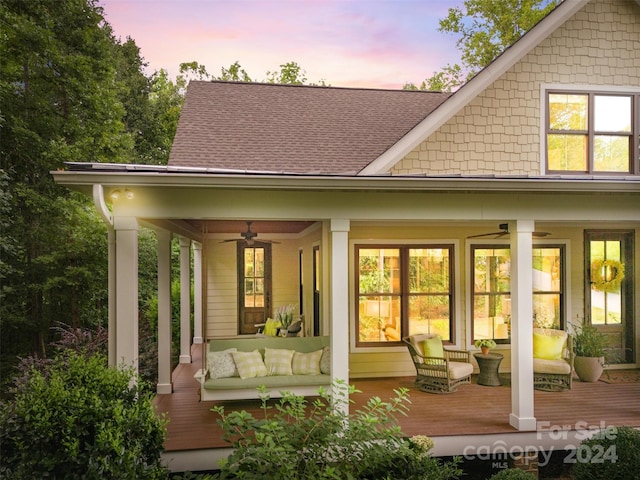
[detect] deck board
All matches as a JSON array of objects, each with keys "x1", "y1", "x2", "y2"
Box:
[{"x1": 154, "y1": 345, "x2": 640, "y2": 453}]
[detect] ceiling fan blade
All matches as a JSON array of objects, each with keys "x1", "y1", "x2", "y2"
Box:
[
  {"x1": 468, "y1": 229, "x2": 552, "y2": 239},
  {"x1": 467, "y1": 231, "x2": 505, "y2": 239}
]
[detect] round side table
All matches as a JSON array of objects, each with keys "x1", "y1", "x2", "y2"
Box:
[{"x1": 474, "y1": 352, "x2": 504, "y2": 386}]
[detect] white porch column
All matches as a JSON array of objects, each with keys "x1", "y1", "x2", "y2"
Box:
[
  {"x1": 192, "y1": 242, "x2": 203, "y2": 344},
  {"x1": 113, "y1": 216, "x2": 139, "y2": 371},
  {"x1": 509, "y1": 220, "x2": 536, "y2": 431},
  {"x1": 157, "y1": 230, "x2": 173, "y2": 394},
  {"x1": 179, "y1": 236, "x2": 192, "y2": 364},
  {"x1": 330, "y1": 219, "x2": 350, "y2": 411}
]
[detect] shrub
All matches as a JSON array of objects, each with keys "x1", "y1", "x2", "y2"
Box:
[
  {"x1": 573, "y1": 425, "x2": 640, "y2": 480},
  {"x1": 489, "y1": 468, "x2": 536, "y2": 479},
  {"x1": 211, "y1": 381, "x2": 462, "y2": 479},
  {"x1": 0, "y1": 350, "x2": 168, "y2": 479}
]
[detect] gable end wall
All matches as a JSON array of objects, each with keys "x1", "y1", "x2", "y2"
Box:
[{"x1": 391, "y1": 0, "x2": 640, "y2": 175}]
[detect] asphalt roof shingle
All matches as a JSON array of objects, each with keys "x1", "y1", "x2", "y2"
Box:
[{"x1": 168, "y1": 81, "x2": 451, "y2": 175}]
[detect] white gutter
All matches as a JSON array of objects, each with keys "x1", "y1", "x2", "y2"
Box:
[
  {"x1": 92, "y1": 184, "x2": 113, "y2": 226},
  {"x1": 92, "y1": 184, "x2": 116, "y2": 364},
  {"x1": 54, "y1": 170, "x2": 640, "y2": 194}
]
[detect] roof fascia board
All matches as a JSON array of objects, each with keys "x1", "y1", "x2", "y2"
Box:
[
  {"x1": 359, "y1": 0, "x2": 591, "y2": 175},
  {"x1": 51, "y1": 170, "x2": 640, "y2": 194}
]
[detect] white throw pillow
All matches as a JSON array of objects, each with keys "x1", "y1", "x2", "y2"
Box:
[
  {"x1": 207, "y1": 348, "x2": 238, "y2": 379},
  {"x1": 320, "y1": 346, "x2": 330, "y2": 374}
]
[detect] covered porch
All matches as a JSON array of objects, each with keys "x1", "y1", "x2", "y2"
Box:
[{"x1": 155, "y1": 344, "x2": 640, "y2": 473}]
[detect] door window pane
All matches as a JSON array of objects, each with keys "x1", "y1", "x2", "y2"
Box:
[
  {"x1": 590, "y1": 240, "x2": 623, "y2": 325},
  {"x1": 243, "y1": 247, "x2": 265, "y2": 308}
]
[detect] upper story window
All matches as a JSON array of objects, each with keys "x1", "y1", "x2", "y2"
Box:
[
  {"x1": 356, "y1": 245, "x2": 454, "y2": 347},
  {"x1": 546, "y1": 90, "x2": 639, "y2": 174}
]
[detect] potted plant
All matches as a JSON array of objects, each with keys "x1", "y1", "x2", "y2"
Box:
[
  {"x1": 275, "y1": 304, "x2": 297, "y2": 336},
  {"x1": 474, "y1": 339, "x2": 497, "y2": 355},
  {"x1": 572, "y1": 321, "x2": 608, "y2": 382}
]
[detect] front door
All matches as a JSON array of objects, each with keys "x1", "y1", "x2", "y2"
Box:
[
  {"x1": 585, "y1": 230, "x2": 635, "y2": 364},
  {"x1": 238, "y1": 242, "x2": 272, "y2": 335}
]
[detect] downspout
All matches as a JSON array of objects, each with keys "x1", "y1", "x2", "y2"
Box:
[{"x1": 92, "y1": 184, "x2": 117, "y2": 366}]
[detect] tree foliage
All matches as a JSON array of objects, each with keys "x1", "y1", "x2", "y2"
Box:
[
  {"x1": 0, "y1": 0, "x2": 177, "y2": 386},
  {"x1": 0, "y1": 348, "x2": 168, "y2": 479},
  {"x1": 266, "y1": 61, "x2": 308, "y2": 85},
  {"x1": 414, "y1": 0, "x2": 559, "y2": 91}
]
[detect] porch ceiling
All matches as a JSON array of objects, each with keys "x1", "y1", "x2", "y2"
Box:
[{"x1": 183, "y1": 220, "x2": 316, "y2": 235}]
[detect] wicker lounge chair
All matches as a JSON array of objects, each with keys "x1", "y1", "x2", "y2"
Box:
[
  {"x1": 533, "y1": 328, "x2": 573, "y2": 391},
  {"x1": 403, "y1": 334, "x2": 473, "y2": 394}
]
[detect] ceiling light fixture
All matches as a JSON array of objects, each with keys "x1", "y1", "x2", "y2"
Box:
[{"x1": 109, "y1": 189, "x2": 134, "y2": 202}]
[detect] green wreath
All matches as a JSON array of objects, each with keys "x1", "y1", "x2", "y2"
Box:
[{"x1": 591, "y1": 259, "x2": 625, "y2": 293}]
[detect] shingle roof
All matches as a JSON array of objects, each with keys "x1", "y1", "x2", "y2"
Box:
[{"x1": 168, "y1": 81, "x2": 451, "y2": 175}]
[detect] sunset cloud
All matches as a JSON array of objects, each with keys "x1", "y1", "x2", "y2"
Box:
[{"x1": 100, "y1": 0, "x2": 461, "y2": 89}]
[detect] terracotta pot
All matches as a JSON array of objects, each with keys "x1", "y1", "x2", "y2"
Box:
[
  {"x1": 481, "y1": 346, "x2": 490, "y2": 355},
  {"x1": 574, "y1": 356, "x2": 604, "y2": 382}
]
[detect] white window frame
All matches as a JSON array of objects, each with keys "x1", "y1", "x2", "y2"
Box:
[
  {"x1": 539, "y1": 84, "x2": 640, "y2": 176},
  {"x1": 465, "y1": 238, "x2": 571, "y2": 351},
  {"x1": 349, "y1": 238, "x2": 461, "y2": 353}
]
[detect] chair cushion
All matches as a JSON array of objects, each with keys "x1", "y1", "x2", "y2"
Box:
[
  {"x1": 448, "y1": 362, "x2": 474, "y2": 380},
  {"x1": 422, "y1": 335, "x2": 444, "y2": 361},
  {"x1": 533, "y1": 357, "x2": 571, "y2": 375},
  {"x1": 292, "y1": 349, "x2": 323, "y2": 375},
  {"x1": 533, "y1": 331, "x2": 566, "y2": 360},
  {"x1": 232, "y1": 350, "x2": 268, "y2": 379},
  {"x1": 264, "y1": 348, "x2": 294, "y2": 376}
]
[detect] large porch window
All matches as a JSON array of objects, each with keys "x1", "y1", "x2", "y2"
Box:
[
  {"x1": 472, "y1": 244, "x2": 565, "y2": 344},
  {"x1": 356, "y1": 245, "x2": 454, "y2": 347}
]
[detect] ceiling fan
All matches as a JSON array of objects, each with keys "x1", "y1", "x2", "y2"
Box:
[
  {"x1": 467, "y1": 223, "x2": 551, "y2": 239},
  {"x1": 220, "y1": 221, "x2": 280, "y2": 245}
]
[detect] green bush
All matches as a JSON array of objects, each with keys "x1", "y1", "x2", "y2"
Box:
[
  {"x1": 0, "y1": 350, "x2": 168, "y2": 479},
  {"x1": 573, "y1": 425, "x2": 640, "y2": 480},
  {"x1": 211, "y1": 381, "x2": 462, "y2": 479},
  {"x1": 489, "y1": 468, "x2": 536, "y2": 480}
]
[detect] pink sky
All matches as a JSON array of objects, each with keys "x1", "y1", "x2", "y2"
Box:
[{"x1": 99, "y1": 0, "x2": 462, "y2": 89}]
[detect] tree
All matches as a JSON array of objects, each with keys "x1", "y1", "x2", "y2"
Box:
[
  {"x1": 142, "y1": 69, "x2": 184, "y2": 164},
  {"x1": 0, "y1": 0, "x2": 160, "y2": 384},
  {"x1": 217, "y1": 61, "x2": 253, "y2": 82},
  {"x1": 419, "y1": 0, "x2": 559, "y2": 91},
  {"x1": 266, "y1": 61, "x2": 308, "y2": 85}
]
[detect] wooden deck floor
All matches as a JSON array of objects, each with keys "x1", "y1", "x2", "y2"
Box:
[{"x1": 154, "y1": 345, "x2": 640, "y2": 454}]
